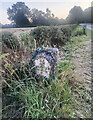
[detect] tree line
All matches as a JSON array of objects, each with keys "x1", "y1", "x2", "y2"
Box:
[{"x1": 7, "y1": 2, "x2": 93, "y2": 27}]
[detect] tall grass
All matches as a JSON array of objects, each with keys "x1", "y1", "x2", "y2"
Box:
[
  {"x1": 2, "y1": 32, "x2": 20, "y2": 50},
  {"x1": 2, "y1": 48, "x2": 76, "y2": 118},
  {"x1": 2, "y1": 50, "x2": 76, "y2": 118},
  {"x1": 72, "y1": 26, "x2": 84, "y2": 36},
  {"x1": 1, "y1": 24, "x2": 77, "y2": 118},
  {"x1": 2, "y1": 60, "x2": 75, "y2": 119}
]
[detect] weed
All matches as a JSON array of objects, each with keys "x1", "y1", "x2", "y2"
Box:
[
  {"x1": 4, "y1": 73, "x2": 75, "y2": 119},
  {"x1": 62, "y1": 27, "x2": 92, "y2": 118},
  {"x1": 19, "y1": 33, "x2": 35, "y2": 53},
  {"x1": 2, "y1": 56, "x2": 75, "y2": 119},
  {"x1": 2, "y1": 32, "x2": 20, "y2": 50},
  {"x1": 31, "y1": 25, "x2": 77, "y2": 48},
  {"x1": 72, "y1": 26, "x2": 84, "y2": 36},
  {"x1": 2, "y1": 25, "x2": 78, "y2": 119}
]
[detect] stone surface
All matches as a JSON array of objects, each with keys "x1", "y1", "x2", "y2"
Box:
[
  {"x1": 31, "y1": 47, "x2": 59, "y2": 79},
  {"x1": 34, "y1": 57, "x2": 51, "y2": 78}
]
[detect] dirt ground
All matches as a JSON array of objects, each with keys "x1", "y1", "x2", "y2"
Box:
[
  {"x1": 71, "y1": 38, "x2": 91, "y2": 118},
  {"x1": 72, "y1": 40, "x2": 91, "y2": 91}
]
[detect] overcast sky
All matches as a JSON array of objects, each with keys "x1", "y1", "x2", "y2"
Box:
[{"x1": 0, "y1": 0, "x2": 92, "y2": 24}]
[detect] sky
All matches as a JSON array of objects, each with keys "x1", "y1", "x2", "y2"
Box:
[{"x1": 0, "y1": 0, "x2": 92, "y2": 24}]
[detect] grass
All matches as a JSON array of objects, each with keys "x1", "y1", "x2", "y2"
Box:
[
  {"x1": 2, "y1": 25, "x2": 91, "y2": 119},
  {"x1": 16, "y1": 79, "x2": 75, "y2": 118},
  {"x1": 19, "y1": 33, "x2": 35, "y2": 53},
  {"x1": 1, "y1": 24, "x2": 78, "y2": 119},
  {"x1": 62, "y1": 27, "x2": 92, "y2": 118},
  {"x1": 2, "y1": 60, "x2": 76, "y2": 119},
  {"x1": 62, "y1": 26, "x2": 91, "y2": 61},
  {"x1": 72, "y1": 25, "x2": 84, "y2": 36},
  {"x1": 2, "y1": 32, "x2": 20, "y2": 50}
]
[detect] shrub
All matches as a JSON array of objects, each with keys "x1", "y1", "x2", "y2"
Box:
[
  {"x1": 30, "y1": 26, "x2": 51, "y2": 47},
  {"x1": 19, "y1": 33, "x2": 35, "y2": 53},
  {"x1": 60, "y1": 24, "x2": 77, "y2": 37},
  {"x1": 2, "y1": 32, "x2": 20, "y2": 50},
  {"x1": 30, "y1": 25, "x2": 77, "y2": 48},
  {"x1": 50, "y1": 27, "x2": 67, "y2": 47},
  {"x1": 72, "y1": 26, "x2": 84, "y2": 36},
  {"x1": 2, "y1": 25, "x2": 77, "y2": 119}
]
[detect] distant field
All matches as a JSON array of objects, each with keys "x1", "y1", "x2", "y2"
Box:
[{"x1": 0, "y1": 27, "x2": 36, "y2": 36}]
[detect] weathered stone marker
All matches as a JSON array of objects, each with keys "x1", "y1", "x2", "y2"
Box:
[{"x1": 30, "y1": 48, "x2": 59, "y2": 79}]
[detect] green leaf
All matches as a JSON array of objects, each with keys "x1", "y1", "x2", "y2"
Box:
[{"x1": 0, "y1": 53, "x2": 10, "y2": 58}]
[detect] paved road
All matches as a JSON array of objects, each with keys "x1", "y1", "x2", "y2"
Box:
[{"x1": 80, "y1": 23, "x2": 93, "y2": 31}]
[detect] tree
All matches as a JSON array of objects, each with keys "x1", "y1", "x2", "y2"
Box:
[
  {"x1": 66, "y1": 6, "x2": 84, "y2": 24},
  {"x1": 30, "y1": 8, "x2": 48, "y2": 26},
  {"x1": 7, "y1": 2, "x2": 31, "y2": 27},
  {"x1": 92, "y1": 7, "x2": 93, "y2": 23},
  {"x1": 83, "y1": 7, "x2": 92, "y2": 23},
  {"x1": 46, "y1": 8, "x2": 51, "y2": 18},
  {"x1": 30, "y1": 8, "x2": 60, "y2": 26}
]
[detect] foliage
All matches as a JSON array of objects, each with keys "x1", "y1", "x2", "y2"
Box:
[
  {"x1": 62, "y1": 28, "x2": 92, "y2": 118},
  {"x1": 72, "y1": 26, "x2": 84, "y2": 36},
  {"x1": 58, "y1": 60, "x2": 70, "y2": 73},
  {"x1": 7, "y1": 2, "x2": 66, "y2": 27},
  {"x1": 16, "y1": 80, "x2": 74, "y2": 119},
  {"x1": 0, "y1": 53, "x2": 10, "y2": 58},
  {"x1": 83, "y1": 7, "x2": 92, "y2": 23},
  {"x1": 30, "y1": 8, "x2": 66, "y2": 26},
  {"x1": 7, "y1": 2, "x2": 31, "y2": 27},
  {"x1": 19, "y1": 33, "x2": 35, "y2": 53},
  {"x1": 62, "y1": 26, "x2": 89, "y2": 61},
  {"x1": 2, "y1": 25, "x2": 92, "y2": 119},
  {"x1": 7, "y1": 2, "x2": 93, "y2": 28},
  {"x1": 2, "y1": 32, "x2": 20, "y2": 50},
  {"x1": 31, "y1": 25, "x2": 77, "y2": 48},
  {"x1": 1, "y1": 28, "x2": 77, "y2": 118},
  {"x1": 66, "y1": 6, "x2": 84, "y2": 24},
  {"x1": 2, "y1": 25, "x2": 82, "y2": 119},
  {"x1": 66, "y1": 6, "x2": 93, "y2": 24},
  {"x1": 2, "y1": 59, "x2": 75, "y2": 119}
]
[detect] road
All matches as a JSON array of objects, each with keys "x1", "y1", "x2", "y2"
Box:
[{"x1": 80, "y1": 23, "x2": 93, "y2": 31}]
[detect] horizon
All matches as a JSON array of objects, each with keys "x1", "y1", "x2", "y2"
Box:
[{"x1": 0, "y1": 0, "x2": 92, "y2": 25}]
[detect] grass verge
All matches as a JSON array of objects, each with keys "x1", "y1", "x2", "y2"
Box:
[
  {"x1": 61, "y1": 26, "x2": 92, "y2": 118},
  {"x1": 2, "y1": 60, "x2": 76, "y2": 119}
]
